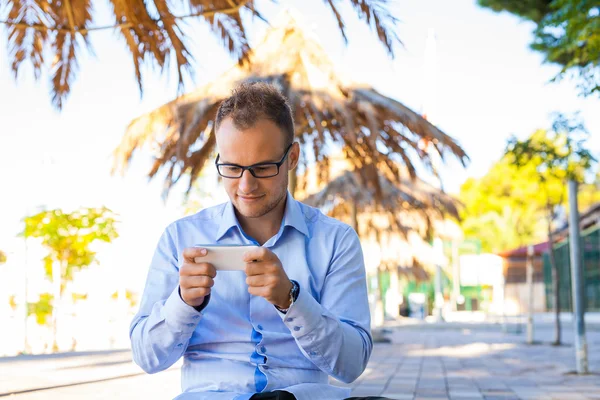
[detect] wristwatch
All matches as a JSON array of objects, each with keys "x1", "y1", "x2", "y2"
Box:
[{"x1": 275, "y1": 280, "x2": 299, "y2": 314}]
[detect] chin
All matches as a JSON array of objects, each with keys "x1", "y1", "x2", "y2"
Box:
[
  {"x1": 237, "y1": 206, "x2": 270, "y2": 219},
  {"x1": 234, "y1": 200, "x2": 269, "y2": 218}
]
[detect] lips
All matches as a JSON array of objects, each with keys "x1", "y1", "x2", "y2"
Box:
[{"x1": 238, "y1": 194, "x2": 264, "y2": 201}]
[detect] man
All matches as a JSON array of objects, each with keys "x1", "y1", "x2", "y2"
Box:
[{"x1": 131, "y1": 83, "x2": 387, "y2": 400}]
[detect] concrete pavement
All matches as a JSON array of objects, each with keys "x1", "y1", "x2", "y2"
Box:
[{"x1": 2, "y1": 321, "x2": 599, "y2": 400}]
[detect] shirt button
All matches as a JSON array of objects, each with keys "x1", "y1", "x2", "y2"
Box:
[
  {"x1": 260, "y1": 346, "x2": 266, "y2": 353},
  {"x1": 263, "y1": 365, "x2": 269, "y2": 370},
  {"x1": 187, "y1": 323, "x2": 195, "y2": 327},
  {"x1": 177, "y1": 343, "x2": 183, "y2": 347},
  {"x1": 287, "y1": 318, "x2": 294, "y2": 322},
  {"x1": 309, "y1": 351, "x2": 318, "y2": 356},
  {"x1": 193, "y1": 315, "x2": 200, "y2": 319},
  {"x1": 257, "y1": 325, "x2": 263, "y2": 330},
  {"x1": 293, "y1": 326, "x2": 301, "y2": 331}
]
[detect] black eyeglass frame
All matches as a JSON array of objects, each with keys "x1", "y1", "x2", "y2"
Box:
[{"x1": 215, "y1": 143, "x2": 294, "y2": 179}]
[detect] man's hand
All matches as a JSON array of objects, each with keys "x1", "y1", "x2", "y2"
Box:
[
  {"x1": 244, "y1": 247, "x2": 292, "y2": 309},
  {"x1": 179, "y1": 248, "x2": 217, "y2": 307}
]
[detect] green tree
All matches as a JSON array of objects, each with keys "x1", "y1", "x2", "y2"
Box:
[
  {"x1": 27, "y1": 293, "x2": 54, "y2": 325},
  {"x1": 111, "y1": 289, "x2": 139, "y2": 309},
  {"x1": 459, "y1": 157, "x2": 551, "y2": 253},
  {"x1": 578, "y1": 170, "x2": 600, "y2": 210},
  {"x1": 21, "y1": 207, "x2": 119, "y2": 352},
  {"x1": 478, "y1": 0, "x2": 600, "y2": 96},
  {"x1": 505, "y1": 113, "x2": 596, "y2": 345}
]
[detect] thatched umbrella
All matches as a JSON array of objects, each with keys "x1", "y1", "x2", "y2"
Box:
[
  {"x1": 1, "y1": 0, "x2": 400, "y2": 109},
  {"x1": 301, "y1": 164, "x2": 460, "y2": 238},
  {"x1": 112, "y1": 14, "x2": 468, "y2": 198},
  {"x1": 302, "y1": 164, "x2": 460, "y2": 323}
]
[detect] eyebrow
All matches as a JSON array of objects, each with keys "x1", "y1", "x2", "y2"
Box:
[
  {"x1": 218, "y1": 143, "x2": 292, "y2": 165},
  {"x1": 218, "y1": 156, "x2": 280, "y2": 165}
]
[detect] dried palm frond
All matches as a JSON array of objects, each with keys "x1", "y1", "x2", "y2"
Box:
[
  {"x1": 302, "y1": 164, "x2": 462, "y2": 239},
  {"x1": 113, "y1": 16, "x2": 469, "y2": 199},
  {"x1": 381, "y1": 259, "x2": 430, "y2": 283},
  {"x1": 0, "y1": 0, "x2": 401, "y2": 108}
]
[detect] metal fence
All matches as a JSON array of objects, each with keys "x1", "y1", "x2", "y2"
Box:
[{"x1": 543, "y1": 226, "x2": 600, "y2": 312}]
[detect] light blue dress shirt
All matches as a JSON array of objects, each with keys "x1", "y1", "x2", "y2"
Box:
[{"x1": 130, "y1": 194, "x2": 372, "y2": 400}]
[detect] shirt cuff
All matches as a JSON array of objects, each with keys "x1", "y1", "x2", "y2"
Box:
[
  {"x1": 163, "y1": 286, "x2": 204, "y2": 334},
  {"x1": 279, "y1": 284, "x2": 323, "y2": 338},
  {"x1": 178, "y1": 286, "x2": 210, "y2": 312}
]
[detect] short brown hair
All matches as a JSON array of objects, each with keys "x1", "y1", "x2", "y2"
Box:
[{"x1": 215, "y1": 82, "x2": 295, "y2": 145}]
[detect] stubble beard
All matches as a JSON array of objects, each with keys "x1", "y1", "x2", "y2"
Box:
[{"x1": 235, "y1": 180, "x2": 288, "y2": 219}]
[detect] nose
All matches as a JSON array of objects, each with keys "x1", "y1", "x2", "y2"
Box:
[{"x1": 238, "y1": 169, "x2": 258, "y2": 194}]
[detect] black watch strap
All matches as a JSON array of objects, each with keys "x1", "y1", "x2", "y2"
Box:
[{"x1": 275, "y1": 280, "x2": 299, "y2": 314}]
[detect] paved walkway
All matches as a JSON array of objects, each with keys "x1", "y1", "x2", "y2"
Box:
[
  {"x1": 1, "y1": 322, "x2": 599, "y2": 399},
  {"x1": 342, "y1": 323, "x2": 600, "y2": 399}
]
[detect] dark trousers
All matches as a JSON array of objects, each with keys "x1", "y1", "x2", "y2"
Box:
[{"x1": 250, "y1": 391, "x2": 392, "y2": 400}]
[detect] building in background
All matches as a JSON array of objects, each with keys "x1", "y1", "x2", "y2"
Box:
[
  {"x1": 457, "y1": 253, "x2": 504, "y2": 314},
  {"x1": 497, "y1": 243, "x2": 549, "y2": 316},
  {"x1": 545, "y1": 202, "x2": 600, "y2": 312}
]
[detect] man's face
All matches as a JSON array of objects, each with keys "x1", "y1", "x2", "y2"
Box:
[{"x1": 215, "y1": 117, "x2": 299, "y2": 219}]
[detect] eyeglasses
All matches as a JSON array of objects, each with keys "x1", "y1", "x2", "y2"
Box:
[{"x1": 215, "y1": 143, "x2": 293, "y2": 179}]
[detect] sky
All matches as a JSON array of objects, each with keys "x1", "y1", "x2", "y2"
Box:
[{"x1": 0, "y1": 0, "x2": 599, "y2": 299}]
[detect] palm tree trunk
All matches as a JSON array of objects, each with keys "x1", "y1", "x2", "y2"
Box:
[
  {"x1": 288, "y1": 168, "x2": 297, "y2": 198},
  {"x1": 350, "y1": 200, "x2": 358, "y2": 232},
  {"x1": 374, "y1": 229, "x2": 385, "y2": 324},
  {"x1": 547, "y1": 209, "x2": 561, "y2": 346},
  {"x1": 51, "y1": 261, "x2": 62, "y2": 352}
]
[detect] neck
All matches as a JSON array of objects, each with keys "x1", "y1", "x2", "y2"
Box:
[{"x1": 236, "y1": 194, "x2": 288, "y2": 245}]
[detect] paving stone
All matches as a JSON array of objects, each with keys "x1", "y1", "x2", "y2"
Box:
[
  {"x1": 381, "y1": 394, "x2": 415, "y2": 400},
  {"x1": 449, "y1": 391, "x2": 484, "y2": 398},
  {"x1": 3, "y1": 322, "x2": 599, "y2": 400}
]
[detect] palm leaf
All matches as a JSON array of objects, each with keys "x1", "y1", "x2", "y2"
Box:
[
  {"x1": 113, "y1": 16, "x2": 468, "y2": 205},
  {"x1": 1, "y1": 0, "x2": 402, "y2": 108}
]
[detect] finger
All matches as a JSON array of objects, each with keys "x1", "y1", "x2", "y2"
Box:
[
  {"x1": 185, "y1": 287, "x2": 211, "y2": 299},
  {"x1": 181, "y1": 275, "x2": 214, "y2": 289},
  {"x1": 246, "y1": 274, "x2": 275, "y2": 288},
  {"x1": 180, "y1": 262, "x2": 217, "y2": 278},
  {"x1": 245, "y1": 260, "x2": 279, "y2": 276},
  {"x1": 245, "y1": 261, "x2": 262, "y2": 276},
  {"x1": 242, "y1": 246, "x2": 269, "y2": 263},
  {"x1": 183, "y1": 247, "x2": 207, "y2": 263},
  {"x1": 248, "y1": 285, "x2": 270, "y2": 299}
]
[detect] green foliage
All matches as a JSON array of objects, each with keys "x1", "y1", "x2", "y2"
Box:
[
  {"x1": 27, "y1": 293, "x2": 53, "y2": 325},
  {"x1": 111, "y1": 289, "x2": 139, "y2": 308},
  {"x1": 459, "y1": 157, "x2": 548, "y2": 252},
  {"x1": 478, "y1": 0, "x2": 552, "y2": 23},
  {"x1": 506, "y1": 114, "x2": 596, "y2": 185},
  {"x1": 21, "y1": 207, "x2": 119, "y2": 291},
  {"x1": 460, "y1": 115, "x2": 596, "y2": 253},
  {"x1": 478, "y1": 0, "x2": 600, "y2": 96},
  {"x1": 71, "y1": 293, "x2": 88, "y2": 302},
  {"x1": 9, "y1": 295, "x2": 17, "y2": 311},
  {"x1": 579, "y1": 171, "x2": 600, "y2": 210}
]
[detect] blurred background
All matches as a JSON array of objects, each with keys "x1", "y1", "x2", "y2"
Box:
[{"x1": 1, "y1": 0, "x2": 599, "y2": 398}]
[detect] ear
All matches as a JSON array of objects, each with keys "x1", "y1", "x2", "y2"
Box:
[{"x1": 288, "y1": 142, "x2": 300, "y2": 171}]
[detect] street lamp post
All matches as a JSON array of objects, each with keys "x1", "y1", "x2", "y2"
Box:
[
  {"x1": 568, "y1": 180, "x2": 588, "y2": 374},
  {"x1": 526, "y1": 245, "x2": 535, "y2": 344}
]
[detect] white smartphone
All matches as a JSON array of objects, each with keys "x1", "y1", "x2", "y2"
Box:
[{"x1": 193, "y1": 244, "x2": 259, "y2": 271}]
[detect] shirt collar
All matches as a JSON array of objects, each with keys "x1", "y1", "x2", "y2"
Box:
[
  {"x1": 215, "y1": 192, "x2": 310, "y2": 242},
  {"x1": 282, "y1": 192, "x2": 310, "y2": 238},
  {"x1": 216, "y1": 201, "x2": 239, "y2": 241}
]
